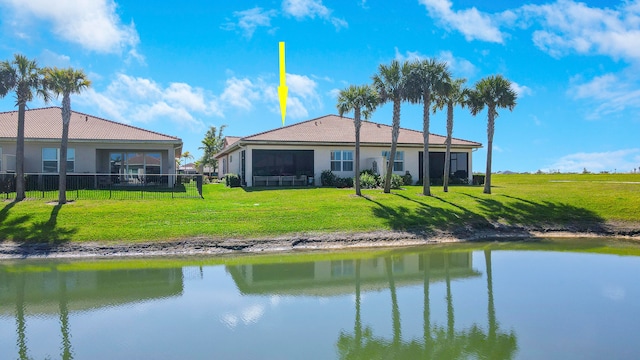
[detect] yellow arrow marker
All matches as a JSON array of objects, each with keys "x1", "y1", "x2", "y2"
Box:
[{"x1": 277, "y1": 41, "x2": 288, "y2": 126}]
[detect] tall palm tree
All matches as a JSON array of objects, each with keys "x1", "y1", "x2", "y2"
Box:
[
  {"x1": 372, "y1": 60, "x2": 411, "y2": 193},
  {"x1": 0, "y1": 54, "x2": 51, "y2": 201},
  {"x1": 45, "y1": 67, "x2": 91, "y2": 204},
  {"x1": 337, "y1": 84, "x2": 378, "y2": 196},
  {"x1": 406, "y1": 59, "x2": 451, "y2": 196},
  {"x1": 434, "y1": 78, "x2": 468, "y2": 192},
  {"x1": 468, "y1": 75, "x2": 517, "y2": 194}
]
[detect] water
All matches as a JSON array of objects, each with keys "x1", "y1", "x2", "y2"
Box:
[{"x1": 1, "y1": 239, "x2": 639, "y2": 359}]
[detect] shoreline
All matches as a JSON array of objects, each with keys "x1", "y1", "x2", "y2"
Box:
[{"x1": 2, "y1": 224, "x2": 639, "y2": 260}]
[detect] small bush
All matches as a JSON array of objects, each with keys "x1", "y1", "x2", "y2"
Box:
[
  {"x1": 321, "y1": 170, "x2": 337, "y2": 186},
  {"x1": 224, "y1": 173, "x2": 241, "y2": 187},
  {"x1": 402, "y1": 172, "x2": 412, "y2": 186},
  {"x1": 335, "y1": 177, "x2": 353, "y2": 188},
  {"x1": 360, "y1": 173, "x2": 379, "y2": 189},
  {"x1": 383, "y1": 174, "x2": 404, "y2": 189}
]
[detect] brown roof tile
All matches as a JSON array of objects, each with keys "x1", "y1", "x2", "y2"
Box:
[
  {"x1": 218, "y1": 115, "x2": 480, "y2": 156},
  {"x1": 0, "y1": 107, "x2": 181, "y2": 142}
]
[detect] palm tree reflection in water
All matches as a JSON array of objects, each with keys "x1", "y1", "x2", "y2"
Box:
[{"x1": 338, "y1": 250, "x2": 518, "y2": 360}]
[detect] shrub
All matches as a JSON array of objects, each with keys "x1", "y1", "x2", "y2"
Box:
[
  {"x1": 383, "y1": 174, "x2": 404, "y2": 189},
  {"x1": 402, "y1": 171, "x2": 412, "y2": 186},
  {"x1": 321, "y1": 170, "x2": 337, "y2": 186},
  {"x1": 335, "y1": 177, "x2": 353, "y2": 188},
  {"x1": 224, "y1": 173, "x2": 241, "y2": 188},
  {"x1": 360, "y1": 173, "x2": 379, "y2": 189}
]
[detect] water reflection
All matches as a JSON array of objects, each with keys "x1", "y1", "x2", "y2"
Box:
[
  {"x1": 0, "y1": 266, "x2": 183, "y2": 360},
  {"x1": 1, "y1": 249, "x2": 516, "y2": 359},
  {"x1": 227, "y1": 251, "x2": 517, "y2": 359}
]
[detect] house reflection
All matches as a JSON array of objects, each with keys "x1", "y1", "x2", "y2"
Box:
[
  {"x1": 0, "y1": 267, "x2": 184, "y2": 315},
  {"x1": 0, "y1": 266, "x2": 183, "y2": 360},
  {"x1": 227, "y1": 252, "x2": 480, "y2": 296}
]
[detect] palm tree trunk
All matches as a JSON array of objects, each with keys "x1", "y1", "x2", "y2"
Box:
[
  {"x1": 484, "y1": 107, "x2": 495, "y2": 194},
  {"x1": 59, "y1": 95, "x2": 71, "y2": 204},
  {"x1": 445, "y1": 254, "x2": 454, "y2": 339},
  {"x1": 16, "y1": 272, "x2": 29, "y2": 359},
  {"x1": 422, "y1": 92, "x2": 431, "y2": 196},
  {"x1": 423, "y1": 254, "x2": 432, "y2": 359},
  {"x1": 59, "y1": 271, "x2": 73, "y2": 360},
  {"x1": 485, "y1": 249, "x2": 496, "y2": 344},
  {"x1": 385, "y1": 257, "x2": 401, "y2": 351},
  {"x1": 354, "y1": 259, "x2": 362, "y2": 354},
  {"x1": 15, "y1": 102, "x2": 26, "y2": 201},
  {"x1": 354, "y1": 108, "x2": 362, "y2": 196},
  {"x1": 443, "y1": 102, "x2": 453, "y2": 192},
  {"x1": 384, "y1": 99, "x2": 401, "y2": 193}
]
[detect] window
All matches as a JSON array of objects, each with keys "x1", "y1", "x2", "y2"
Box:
[
  {"x1": 0, "y1": 147, "x2": 2, "y2": 172},
  {"x1": 382, "y1": 150, "x2": 404, "y2": 172},
  {"x1": 330, "y1": 150, "x2": 353, "y2": 172},
  {"x1": 42, "y1": 148, "x2": 75, "y2": 173}
]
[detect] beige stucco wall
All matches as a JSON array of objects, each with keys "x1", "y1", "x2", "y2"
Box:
[
  {"x1": 234, "y1": 144, "x2": 474, "y2": 186},
  {"x1": 0, "y1": 140, "x2": 179, "y2": 175}
]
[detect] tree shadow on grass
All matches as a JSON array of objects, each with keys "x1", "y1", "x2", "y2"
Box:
[
  {"x1": 0, "y1": 202, "x2": 77, "y2": 247},
  {"x1": 365, "y1": 192, "x2": 607, "y2": 238}
]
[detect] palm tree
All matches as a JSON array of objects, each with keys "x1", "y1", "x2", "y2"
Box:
[
  {"x1": 45, "y1": 67, "x2": 91, "y2": 204},
  {"x1": 434, "y1": 78, "x2": 468, "y2": 192},
  {"x1": 181, "y1": 151, "x2": 194, "y2": 168},
  {"x1": 337, "y1": 85, "x2": 378, "y2": 196},
  {"x1": 0, "y1": 54, "x2": 51, "y2": 201},
  {"x1": 406, "y1": 59, "x2": 451, "y2": 196},
  {"x1": 372, "y1": 60, "x2": 411, "y2": 193},
  {"x1": 468, "y1": 75, "x2": 517, "y2": 194},
  {"x1": 199, "y1": 125, "x2": 226, "y2": 174}
]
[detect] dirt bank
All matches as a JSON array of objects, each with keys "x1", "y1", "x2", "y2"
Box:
[{"x1": 2, "y1": 222, "x2": 640, "y2": 260}]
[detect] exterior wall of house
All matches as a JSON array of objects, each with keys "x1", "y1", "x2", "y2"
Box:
[
  {"x1": 232, "y1": 143, "x2": 475, "y2": 187},
  {"x1": 0, "y1": 141, "x2": 179, "y2": 179}
]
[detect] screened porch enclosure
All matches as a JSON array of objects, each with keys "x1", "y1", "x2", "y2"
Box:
[
  {"x1": 251, "y1": 150, "x2": 314, "y2": 186},
  {"x1": 419, "y1": 151, "x2": 469, "y2": 183},
  {"x1": 109, "y1": 152, "x2": 163, "y2": 185}
]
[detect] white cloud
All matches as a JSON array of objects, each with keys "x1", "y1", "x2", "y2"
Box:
[
  {"x1": 418, "y1": 0, "x2": 505, "y2": 43},
  {"x1": 543, "y1": 149, "x2": 640, "y2": 173},
  {"x1": 510, "y1": 81, "x2": 532, "y2": 98},
  {"x1": 521, "y1": 0, "x2": 640, "y2": 62},
  {"x1": 221, "y1": 7, "x2": 278, "y2": 38},
  {"x1": 394, "y1": 48, "x2": 426, "y2": 62},
  {"x1": 394, "y1": 48, "x2": 476, "y2": 78},
  {"x1": 218, "y1": 74, "x2": 320, "y2": 121},
  {"x1": 282, "y1": 0, "x2": 348, "y2": 30},
  {"x1": 78, "y1": 73, "x2": 221, "y2": 131},
  {"x1": 38, "y1": 49, "x2": 70, "y2": 68},
  {"x1": 437, "y1": 50, "x2": 476, "y2": 77},
  {"x1": 287, "y1": 73, "x2": 320, "y2": 104},
  {"x1": 0, "y1": 0, "x2": 140, "y2": 55},
  {"x1": 220, "y1": 77, "x2": 261, "y2": 110},
  {"x1": 569, "y1": 72, "x2": 640, "y2": 119}
]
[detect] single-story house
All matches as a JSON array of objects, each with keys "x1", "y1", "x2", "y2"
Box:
[
  {"x1": 215, "y1": 114, "x2": 482, "y2": 187},
  {"x1": 0, "y1": 107, "x2": 183, "y2": 186}
]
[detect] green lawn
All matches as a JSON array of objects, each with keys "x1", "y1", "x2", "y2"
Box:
[{"x1": 1, "y1": 173, "x2": 639, "y2": 243}]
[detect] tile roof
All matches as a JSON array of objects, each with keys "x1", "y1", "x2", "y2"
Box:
[
  {"x1": 218, "y1": 114, "x2": 481, "y2": 156},
  {"x1": 0, "y1": 107, "x2": 181, "y2": 143}
]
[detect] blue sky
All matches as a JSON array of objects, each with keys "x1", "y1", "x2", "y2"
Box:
[{"x1": 1, "y1": 0, "x2": 639, "y2": 173}]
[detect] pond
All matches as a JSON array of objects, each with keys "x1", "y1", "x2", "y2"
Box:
[{"x1": 1, "y1": 238, "x2": 639, "y2": 359}]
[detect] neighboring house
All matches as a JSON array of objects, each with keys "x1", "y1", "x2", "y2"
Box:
[
  {"x1": 215, "y1": 114, "x2": 482, "y2": 187},
  {"x1": 0, "y1": 107, "x2": 182, "y2": 185}
]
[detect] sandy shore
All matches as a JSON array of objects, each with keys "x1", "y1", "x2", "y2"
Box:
[{"x1": 2, "y1": 223, "x2": 640, "y2": 260}]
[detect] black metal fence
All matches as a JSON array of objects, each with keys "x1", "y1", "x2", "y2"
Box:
[{"x1": 0, "y1": 173, "x2": 203, "y2": 201}]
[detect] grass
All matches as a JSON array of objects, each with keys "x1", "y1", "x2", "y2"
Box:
[{"x1": 1, "y1": 173, "x2": 639, "y2": 243}]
